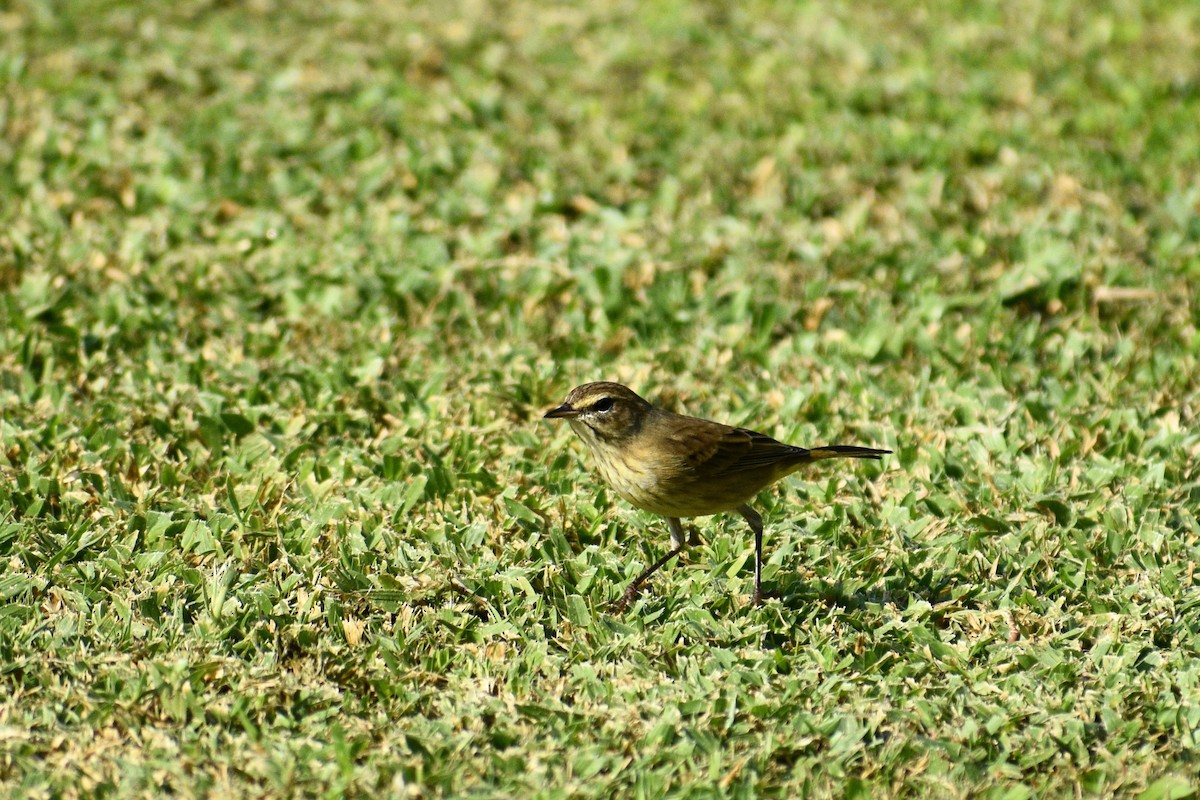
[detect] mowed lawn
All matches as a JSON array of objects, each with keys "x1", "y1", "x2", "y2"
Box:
[{"x1": 2, "y1": 1, "x2": 1199, "y2": 797}]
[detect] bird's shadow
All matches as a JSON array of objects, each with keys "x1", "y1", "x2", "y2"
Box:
[
  {"x1": 765, "y1": 571, "x2": 963, "y2": 614},
  {"x1": 748, "y1": 572, "x2": 992, "y2": 654}
]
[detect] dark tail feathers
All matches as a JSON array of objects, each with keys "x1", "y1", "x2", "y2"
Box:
[{"x1": 807, "y1": 445, "x2": 891, "y2": 461}]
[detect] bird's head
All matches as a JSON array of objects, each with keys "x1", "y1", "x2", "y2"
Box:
[{"x1": 544, "y1": 382, "x2": 653, "y2": 445}]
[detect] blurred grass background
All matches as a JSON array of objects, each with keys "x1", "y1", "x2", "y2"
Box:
[{"x1": 2, "y1": 0, "x2": 1199, "y2": 797}]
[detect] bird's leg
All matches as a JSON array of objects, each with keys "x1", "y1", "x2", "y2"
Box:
[
  {"x1": 613, "y1": 517, "x2": 686, "y2": 612},
  {"x1": 738, "y1": 504, "x2": 764, "y2": 605}
]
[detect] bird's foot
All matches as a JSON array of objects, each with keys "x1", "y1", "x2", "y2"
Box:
[{"x1": 611, "y1": 583, "x2": 645, "y2": 614}]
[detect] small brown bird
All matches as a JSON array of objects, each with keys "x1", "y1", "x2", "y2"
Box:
[{"x1": 544, "y1": 381, "x2": 890, "y2": 610}]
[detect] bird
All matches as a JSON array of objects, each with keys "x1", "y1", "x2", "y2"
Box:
[{"x1": 544, "y1": 381, "x2": 890, "y2": 610}]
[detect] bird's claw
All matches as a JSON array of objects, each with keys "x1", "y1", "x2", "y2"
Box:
[{"x1": 610, "y1": 584, "x2": 644, "y2": 614}]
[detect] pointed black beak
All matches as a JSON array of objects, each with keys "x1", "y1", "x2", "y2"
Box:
[{"x1": 544, "y1": 403, "x2": 578, "y2": 419}]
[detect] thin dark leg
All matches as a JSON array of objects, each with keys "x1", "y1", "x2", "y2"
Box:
[
  {"x1": 738, "y1": 504, "x2": 764, "y2": 605},
  {"x1": 613, "y1": 517, "x2": 686, "y2": 612}
]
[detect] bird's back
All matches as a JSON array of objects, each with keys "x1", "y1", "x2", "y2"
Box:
[{"x1": 615, "y1": 408, "x2": 811, "y2": 517}]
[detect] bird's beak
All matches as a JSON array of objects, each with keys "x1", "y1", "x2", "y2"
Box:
[{"x1": 544, "y1": 403, "x2": 578, "y2": 419}]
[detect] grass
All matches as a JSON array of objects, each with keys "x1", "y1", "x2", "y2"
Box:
[{"x1": 2, "y1": 0, "x2": 1199, "y2": 796}]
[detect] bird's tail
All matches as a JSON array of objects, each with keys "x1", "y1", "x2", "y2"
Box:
[{"x1": 806, "y1": 445, "x2": 891, "y2": 461}]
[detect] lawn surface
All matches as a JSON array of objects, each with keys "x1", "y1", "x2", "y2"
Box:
[{"x1": 2, "y1": 1, "x2": 1199, "y2": 797}]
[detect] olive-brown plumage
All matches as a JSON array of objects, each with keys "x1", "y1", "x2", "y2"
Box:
[{"x1": 545, "y1": 382, "x2": 890, "y2": 610}]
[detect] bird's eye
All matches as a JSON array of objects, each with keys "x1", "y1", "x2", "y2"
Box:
[{"x1": 593, "y1": 397, "x2": 614, "y2": 413}]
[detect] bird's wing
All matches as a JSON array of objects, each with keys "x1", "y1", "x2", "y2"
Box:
[{"x1": 672, "y1": 420, "x2": 809, "y2": 475}]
